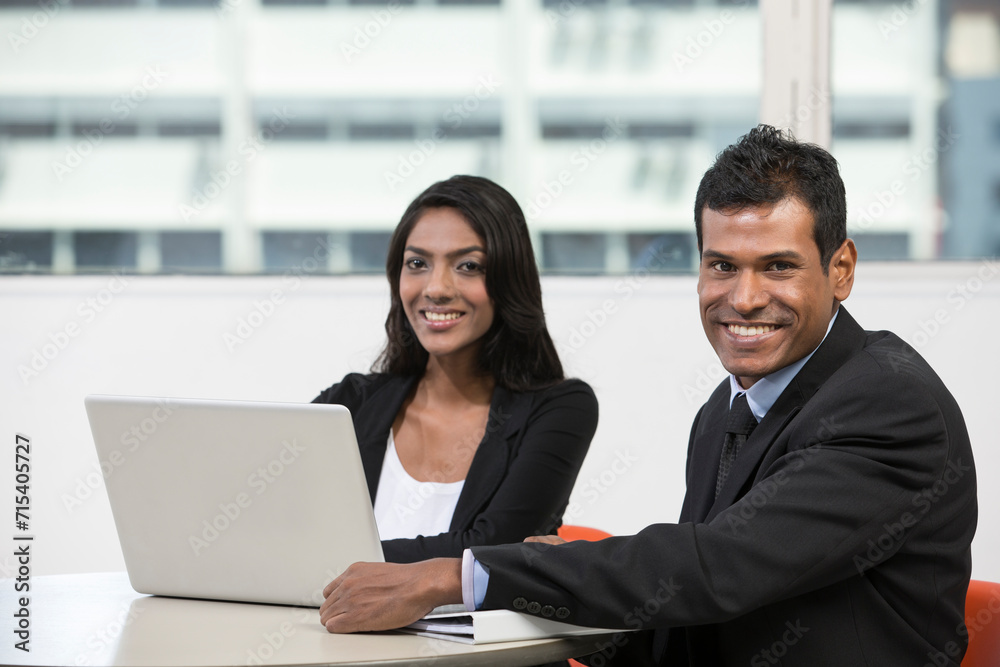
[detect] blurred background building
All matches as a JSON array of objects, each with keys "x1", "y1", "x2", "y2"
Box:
[{"x1": 0, "y1": 0, "x2": 996, "y2": 274}]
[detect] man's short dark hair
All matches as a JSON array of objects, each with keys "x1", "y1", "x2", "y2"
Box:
[{"x1": 694, "y1": 124, "x2": 847, "y2": 272}]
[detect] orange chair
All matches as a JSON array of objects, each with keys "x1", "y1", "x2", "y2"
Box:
[
  {"x1": 556, "y1": 525, "x2": 613, "y2": 667},
  {"x1": 962, "y1": 579, "x2": 1000, "y2": 666},
  {"x1": 558, "y1": 524, "x2": 613, "y2": 542}
]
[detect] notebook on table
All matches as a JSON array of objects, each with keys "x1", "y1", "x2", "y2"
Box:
[
  {"x1": 403, "y1": 609, "x2": 630, "y2": 644},
  {"x1": 84, "y1": 394, "x2": 384, "y2": 607}
]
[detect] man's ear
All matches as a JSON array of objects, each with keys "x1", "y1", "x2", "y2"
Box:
[{"x1": 831, "y1": 239, "x2": 857, "y2": 302}]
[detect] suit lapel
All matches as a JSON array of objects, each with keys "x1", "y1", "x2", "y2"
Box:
[
  {"x1": 449, "y1": 384, "x2": 529, "y2": 530},
  {"x1": 357, "y1": 375, "x2": 419, "y2": 503},
  {"x1": 681, "y1": 386, "x2": 730, "y2": 523},
  {"x1": 705, "y1": 307, "x2": 869, "y2": 519}
]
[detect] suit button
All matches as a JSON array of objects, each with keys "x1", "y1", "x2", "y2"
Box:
[
  {"x1": 527, "y1": 601, "x2": 541, "y2": 614},
  {"x1": 513, "y1": 597, "x2": 527, "y2": 610},
  {"x1": 541, "y1": 605, "x2": 555, "y2": 618},
  {"x1": 555, "y1": 607, "x2": 570, "y2": 620}
]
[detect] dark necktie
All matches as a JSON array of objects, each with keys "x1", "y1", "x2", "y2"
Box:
[{"x1": 715, "y1": 392, "x2": 757, "y2": 498}]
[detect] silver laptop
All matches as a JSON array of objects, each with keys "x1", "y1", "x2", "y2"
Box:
[{"x1": 84, "y1": 395, "x2": 384, "y2": 607}]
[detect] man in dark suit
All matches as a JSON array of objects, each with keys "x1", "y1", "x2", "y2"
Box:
[{"x1": 319, "y1": 125, "x2": 978, "y2": 666}]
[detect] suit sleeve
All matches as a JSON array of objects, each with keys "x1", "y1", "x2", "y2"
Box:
[
  {"x1": 471, "y1": 363, "x2": 975, "y2": 632},
  {"x1": 382, "y1": 379, "x2": 599, "y2": 563}
]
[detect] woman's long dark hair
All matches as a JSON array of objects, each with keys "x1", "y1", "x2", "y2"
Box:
[{"x1": 373, "y1": 175, "x2": 564, "y2": 391}]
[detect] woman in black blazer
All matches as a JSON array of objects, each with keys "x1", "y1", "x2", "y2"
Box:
[{"x1": 314, "y1": 176, "x2": 598, "y2": 563}]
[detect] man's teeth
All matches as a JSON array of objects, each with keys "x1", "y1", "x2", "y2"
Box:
[
  {"x1": 425, "y1": 312, "x2": 461, "y2": 322},
  {"x1": 728, "y1": 324, "x2": 775, "y2": 337}
]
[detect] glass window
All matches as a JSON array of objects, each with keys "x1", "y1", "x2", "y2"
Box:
[
  {"x1": 0, "y1": 122, "x2": 55, "y2": 137},
  {"x1": 3, "y1": 0, "x2": 994, "y2": 273},
  {"x1": 542, "y1": 233, "x2": 607, "y2": 273},
  {"x1": 0, "y1": 232, "x2": 53, "y2": 271},
  {"x1": 628, "y1": 232, "x2": 694, "y2": 272},
  {"x1": 350, "y1": 232, "x2": 393, "y2": 273},
  {"x1": 74, "y1": 232, "x2": 138, "y2": 270},
  {"x1": 262, "y1": 232, "x2": 331, "y2": 272},
  {"x1": 161, "y1": 232, "x2": 223, "y2": 271}
]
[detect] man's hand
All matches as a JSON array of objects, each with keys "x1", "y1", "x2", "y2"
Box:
[
  {"x1": 319, "y1": 558, "x2": 463, "y2": 633},
  {"x1": 524, "y1": 534, "x2": 567, "y2": 546}
]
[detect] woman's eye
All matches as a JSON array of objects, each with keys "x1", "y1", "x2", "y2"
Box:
[
  {"x1": 404, "y1": 258, "x2": 426, "y2": 269},
  {"x1": 459, "y1": 261, "x2": 484, "y2": 272}
]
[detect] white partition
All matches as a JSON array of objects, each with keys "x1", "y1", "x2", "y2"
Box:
[{"x1": 1, "y1": 263, "x2": 997, "y2": 582}]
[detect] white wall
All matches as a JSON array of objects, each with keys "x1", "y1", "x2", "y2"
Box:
[{"x1": 1, "y1": 262, "x2": 997, "y2": 582}]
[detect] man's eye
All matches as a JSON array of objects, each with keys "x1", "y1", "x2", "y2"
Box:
[
  {"x1": 770, "y1": 262, "x2": 793, "y2": 272},
  {"x1": 713, "y1": 261, "x2": 734, "y2": 272}
]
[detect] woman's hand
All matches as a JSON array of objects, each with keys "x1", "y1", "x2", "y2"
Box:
[
  {"x1": 523, "y1": 534, "x2": 568, "y2": 546},
  {"x1": 320, "y1": 558, "x2": 463, "y2": 633}
]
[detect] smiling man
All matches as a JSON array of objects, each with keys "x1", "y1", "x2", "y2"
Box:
[{"x1": 320, "y1": 126, "x2": 978, "y2": 666}]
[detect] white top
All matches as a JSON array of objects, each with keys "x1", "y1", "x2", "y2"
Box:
[{"x1": 373, "y1": 431, "x2": 466, "y2": 540}]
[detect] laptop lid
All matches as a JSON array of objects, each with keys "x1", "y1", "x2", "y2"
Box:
[{"x1": 84, "y1": 394, "x2": 384, "y2": 607}]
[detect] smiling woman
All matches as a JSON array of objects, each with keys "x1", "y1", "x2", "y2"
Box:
[
  {"x1": 397, "y1": 207, "x2": 495, "y2": 368},
  {"x1": 312, "y1": 175, "x2": 598, "y2": 563}
]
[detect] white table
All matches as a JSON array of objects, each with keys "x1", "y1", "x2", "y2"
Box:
[{"x1": 5, "y1": 572, "x2": 609, "y2": 666}]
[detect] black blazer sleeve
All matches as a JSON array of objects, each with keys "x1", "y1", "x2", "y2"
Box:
[{"x1": 471, "y1": 321, "x2": 976, "y2": 665}]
